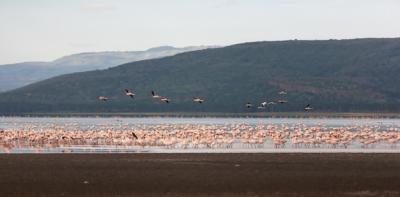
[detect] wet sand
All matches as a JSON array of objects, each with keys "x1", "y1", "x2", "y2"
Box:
[{"x1": 1, "y1": 154, "x2": 400, "y2": 197}]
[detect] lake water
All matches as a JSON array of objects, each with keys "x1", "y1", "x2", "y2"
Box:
[
  {"x1": 1, "y1": 117, "x2": 400, "y2": 153},
  {"x1": 2, "y1": 117, "x2": 400, "y2": 128}
]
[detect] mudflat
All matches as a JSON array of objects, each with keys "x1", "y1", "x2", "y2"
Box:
[{"x1": 1, "y1": 153, "x2": 400, "y2": 197}]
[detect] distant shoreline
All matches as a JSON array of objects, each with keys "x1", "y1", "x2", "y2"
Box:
[{"x1": 1, "y1": 112, "x2": 399, "y2": 119}]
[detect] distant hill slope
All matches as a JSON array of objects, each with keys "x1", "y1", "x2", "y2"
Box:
[
  {"x1": 0, "y1": 38, "x2": 399, "y2": 114},
  {"x1": 0, "y1": 46, "x2": 215, "y2": 92}
]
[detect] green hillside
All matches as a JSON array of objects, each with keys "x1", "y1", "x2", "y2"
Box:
[{"x1": 1, "y1": 38, "x2": 399, "y2": 114}]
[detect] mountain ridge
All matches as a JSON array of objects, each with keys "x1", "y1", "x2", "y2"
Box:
[
  {"x1": 0, "y1": 38, "x2": 399, "y2": 113},
  {"x1": 0, "y1": 45, "x2": 217, "y2": 92}
]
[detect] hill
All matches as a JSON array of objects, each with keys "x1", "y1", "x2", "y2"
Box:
[
  {"x1": 0, "y1": 46, "x2": 215, "y2": 92},
  {"x1": 0, "y1": 38, "x2": 399, "y2": 114}
]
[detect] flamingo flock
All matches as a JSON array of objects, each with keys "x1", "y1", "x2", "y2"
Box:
[
  {"x1": 1, "y1": 123, "x2": 399, "y2": 152},
  {"x1": 98, "y1": 89, "x2": 314, "y2": 111}
]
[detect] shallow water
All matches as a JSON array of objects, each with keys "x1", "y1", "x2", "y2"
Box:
[
  {"x1": 1, "y1": 117, "x2": 400, "y2": 153},
  {"x1": 1, "y1": 116, "x2": 400, "y2": 128}
]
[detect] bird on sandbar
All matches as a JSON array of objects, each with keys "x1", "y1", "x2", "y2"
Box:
[{"x1": 124, "y1": 89, "x2": 135, "y2": 98}]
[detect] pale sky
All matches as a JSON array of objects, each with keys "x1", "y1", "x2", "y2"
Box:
[{"x1": 1, "y1": 0, "x2": 400, "y2": 64}]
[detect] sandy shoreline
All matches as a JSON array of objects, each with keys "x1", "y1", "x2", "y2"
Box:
[{"x1": 1, "y1": 153, "x2": 400, "y2": 196}]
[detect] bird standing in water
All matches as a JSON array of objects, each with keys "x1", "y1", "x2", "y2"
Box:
[{"x1": 131, "y1": 132, "x2": 138, "y2": 139}]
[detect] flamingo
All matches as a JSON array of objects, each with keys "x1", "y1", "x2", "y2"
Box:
[
  {"x1": 257, "y1": 101, "x2": 269, "y2": 109},
  {"x1": 151, "y1": 91, "x2": 161, "y2": 99},
  {"x1": 304, "y1": 104, "x2": 313, "y2": 111},
  {"x1": 160, "y1": 97, "x2": 170, "y2": 103},
  {"x1": 124, "y1": 89, "x2": 135, "y2": 98},
  {"x1": 277, "y1": 100, "x2": 288, "y2": 104},
  {"x1": 1, "y1": 121, "x2": 399, "y2": 152},
  {"x1": 245, "y1": 102, "x2": 253, "y2": 108},
  {"x1": 278, "y1": 91, "x2": 287, "y2": 95},
  {"x1": 193, "y1": 97, "x2": 204, "y2": 104},
  {"x1": 98, "y1": 96, "x2": 108, "y2": 101}
]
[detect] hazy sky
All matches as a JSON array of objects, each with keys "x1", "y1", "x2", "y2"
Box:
[{"x1": 1, "y1": 0, "x2": 400, "y2": 64}]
